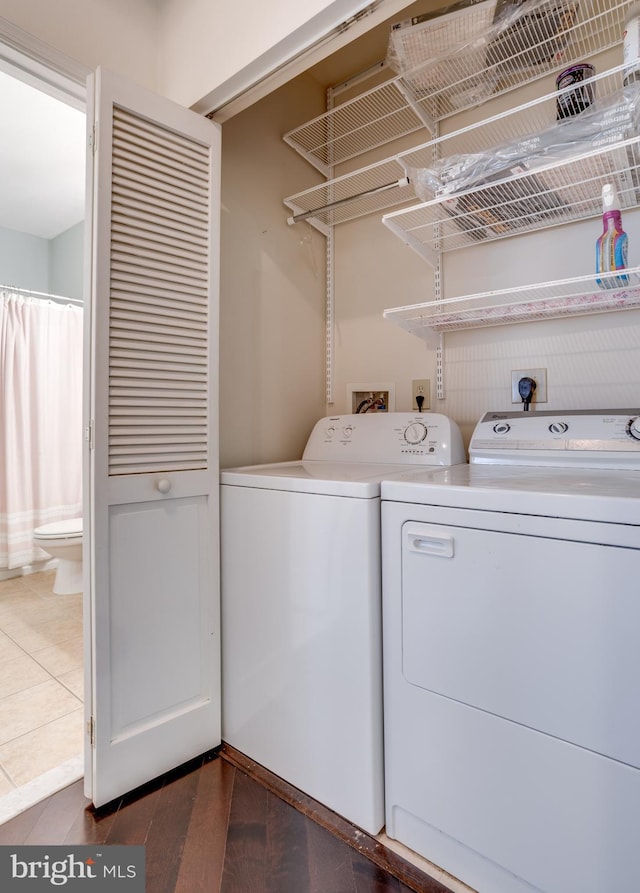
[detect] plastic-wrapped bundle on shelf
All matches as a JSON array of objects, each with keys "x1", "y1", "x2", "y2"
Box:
[
  {"x1": 387, "y1": 0, "x2": 580, "y2": 108},
  {"x1": 445, "y1": 173, "x2": 569, "y2": 239},
  {"x1": 487, "y1": 0, "x2": 580, "y2": 72},
  {"x1": 405, "y1": 83, "x2": 640, "y2": 202}
]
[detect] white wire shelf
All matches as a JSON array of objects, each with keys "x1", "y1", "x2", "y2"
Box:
[
  {"x1": 284, "y1": 64, "x2": 633, "y2": 233},
  {"x1": 383, "y1": 267, "x2": 640, "y2": 335},
  {"x1": 283, "y1": 0, "x2": 631, "y2": 175},
  {"x1": 382, "y1": 133, "x2": 640, "y2": 266}
]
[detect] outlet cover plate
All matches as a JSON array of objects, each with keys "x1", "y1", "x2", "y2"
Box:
[
  {"x1": 511, "y1": 368, "x2": 547, "y2": 404},
  {"x1": 412, "y1": 379, "x2": 431, "y2": 411}
]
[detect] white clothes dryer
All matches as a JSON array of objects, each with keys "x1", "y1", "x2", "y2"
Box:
[
  {"x1": 381, "y1": 409, "x2": 640, "y2": 893},
  {"x1": 220, "y1": 412, "x2": 465, "y2": 835}
]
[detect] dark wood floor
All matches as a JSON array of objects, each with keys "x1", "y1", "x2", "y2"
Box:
[{"x1": 0, "y1": 746, "x2": 452, "y2": 893}]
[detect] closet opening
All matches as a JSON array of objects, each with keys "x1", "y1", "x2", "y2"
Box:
[{"x1": 0, "y1": 43, "x2": 88, "y2": 823}]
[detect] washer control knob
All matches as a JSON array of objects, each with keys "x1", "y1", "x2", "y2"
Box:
[
  {"x1": 626, "y1": 417, "x2": 640, "y2": 441},
  {"x1": 342, "y1": 426, "x2": 353, "y2": 438},
  {"x1": 404, "y1": 421, "x2": 428, "y2": 445},
  {"x1": 493, "y1": 422, "x2": 511, "y2": 434},
  {"x1": 326, "y1": 426, "x2": 336, "y2": 438},
  {"x1": 549, "y1": 422, "x2": 569, "y2": 434}
]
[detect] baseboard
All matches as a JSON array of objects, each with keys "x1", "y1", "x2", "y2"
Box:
[
  {"x1": 219, "y1": 742, "x2": 451, "y2": 893},
  {"x1": 0, "y1": 559, "x2": 56, "y2": 582}
]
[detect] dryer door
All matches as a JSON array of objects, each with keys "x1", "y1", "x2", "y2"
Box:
[{"x1": 401, "y1": 516, "x2": 640, "y2": 767}]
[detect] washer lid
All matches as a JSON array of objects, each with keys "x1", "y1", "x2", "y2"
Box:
[
  {"x1": 220, "y1": 460, "x2": 437, "y2": 497},
  {"x1": 34, "y1": 518, "x2": 83, "y2": 538}
]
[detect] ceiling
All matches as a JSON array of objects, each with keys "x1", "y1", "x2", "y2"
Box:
[
  {"x1": 308, "y1": 0, "x2": 427, "y2": 86},
  {"x1": 0, "y1": 0, "x2": 424, "y2": 242},
  {"x1": 0, "y1": 69, "x2": 86, "y2": 240}
]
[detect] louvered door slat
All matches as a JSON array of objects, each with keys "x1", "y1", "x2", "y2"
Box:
[
  {"x1": 110, "y1": 374, "x2": 206, "y2": 388},
  {"x1": 112, "y1": 139, "x2": 209, "y2": 178},
  {"x1": 110, "y1": 201, "x2": 207, "y2": 238},
  {"x1": 111, "y1": 374, "x2": 206, "y2": 387},
  {"x1": 110, "y1": 407, "x2": 207, "y2": 417},
  {"x1": 109, "y1": 427, "x2": 206, "y2": 436},
  {"x1": 113, "y1": 115, "x2": 209, "y2": 179},
  {"x1": 110, "y1": 313, "x2": 207, "y2": 335},
  {"x1": 111, "y1": 311, "x2": 206, "y2": 338},
  {"x1": 111, "y1": 145, "x2": 209, "y2": 185},
  {"x1": 110, "y1": 356, "x2": 206, "y2": 373},
  {"x1": 110, "y1": 346, "x2": 206, "y2": 363},
  {"x1": 111, "y1": 234, "x2": 208, "y2": 267},
  {"x1": 111, "y1": 251, "x2": 208, "y2": 278},
  {"x1": 109, "y1": 274, "x2": 207, "y2": 299},
  {"x1": 108, "y1": 102, "x2": 211, "y2": 476},
  {"x1": 112, "y1": 209, "x2": 209, "y2": 243},
  {"x1": 112, "y1": 226, "x2": 209, "y2": 260},
  {"x1": 109, "y1": 330, "x2": 207, "y2": 350},
  {"x1": 111, "y1": 227, "x2": 208, "y2": 263},
  {"x1": 114, "y1": 109, "x2": 210, "y2": 165},
  {"x1": 110, "y1": 284, "x2": 208, "y2": 307},
  {"x1": 110, "y1": 302, "x2": 207, "y2": 324},
  {"x1": 110, "y1": 401, "x2": 207, "y2": 410},
  {"x1": 110, "y1": 261, "x2": 207, "y2": 289},
  {"x1": 108, "y1": 459, "x2": 205, "y2": 474},
  {"x1": 110, "y1": 298, "x2": 207, "y2": 322},
  {"x1": 112, "y1": 177, "x2": 209, "y2": 216}
]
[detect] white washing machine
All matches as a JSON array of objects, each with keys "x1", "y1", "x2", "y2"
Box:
[
  {"x1": 220, "y1": 411, "x2": 465, "y2": 834},
  {"x1": 381, "y1": 409, "x2": 640, "y2": 893}
]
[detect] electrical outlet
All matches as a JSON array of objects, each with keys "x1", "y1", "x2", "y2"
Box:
[
  {"x1": 511, "y1": 368, "x2": 547, "y2": 404},
  {"x1": 412, "y1": 379, "x2": 430, "y2": 411}
]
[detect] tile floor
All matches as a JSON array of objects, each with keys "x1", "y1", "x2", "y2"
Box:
[
  {"x1": 0, "y1": 573, "x2": 475, "y2": 890},
  {"x1": 0, "y1": 570, "x2": 83, "y2": 798}
]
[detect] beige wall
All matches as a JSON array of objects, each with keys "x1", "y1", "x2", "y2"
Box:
[
  {"x1": 155, "y1": 0, "x2": 412, "y2": 112},
  {"x1": 0, "y1": 0, "x2": 338, "y2": 467},
  {"x1": 156, "y1": 0, "x2": 367, "y2": 107},
  {"x1": 3, "y1": 1, "x2": 639, "y2": 463},
  {"x1": 333, "y1": 190, "x2": 640, "y2": 447},
  {"x1": 220, "y1": 41, "x2": 637, "y2": 459},
  {"x1": 0, "y1": 0, "x2": 412, "y2": 108},
  {"x1": 219, "y1": 72, "x2": 328, "y2": 468},
  {"x1": 313, "y1": 47, "x2": 640, "y2": 448},
  {"x1": 0, "y1": 0, "x2": 159, "y2": 90}
]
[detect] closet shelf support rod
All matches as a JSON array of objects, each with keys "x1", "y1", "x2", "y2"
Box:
[{"x1": 287, "y1": 177, "x2": 410, "y2": 225}]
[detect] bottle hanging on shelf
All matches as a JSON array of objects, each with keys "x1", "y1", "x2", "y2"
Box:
[{"x1": 596, "y1": 184, "x2": 629, "y2": 290}]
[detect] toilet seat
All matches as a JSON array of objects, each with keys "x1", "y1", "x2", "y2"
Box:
[{"x1": 34, "y1": 519, "x2": 83, "y2": 540}]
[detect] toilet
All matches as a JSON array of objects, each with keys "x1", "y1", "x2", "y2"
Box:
[{"x1": 33, "y1": 518, "x2": 83, "y2": 595}]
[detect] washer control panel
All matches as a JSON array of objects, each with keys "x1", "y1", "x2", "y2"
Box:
[
  {"x1": 470, "y1": 409, "x2": 640, "y2": 468},
  {"x1": 303, "y1": 413, "x2": 466, "y2": 466}
]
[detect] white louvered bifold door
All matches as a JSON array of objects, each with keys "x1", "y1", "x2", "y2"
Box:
[
  {"x1": 84, "y1": 68, "x2": 221, "y2": 809},
  {"x1": 109, "y1": 103, "x2": 209, "y2": 476}
]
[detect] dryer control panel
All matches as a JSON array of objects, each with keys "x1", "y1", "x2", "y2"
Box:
[
  {"x1": 303, "y1": 412, "x2": 466, "y2": 466},
  {"x1": 470, "y1": 409, "x2": 640, "y2": 468}
]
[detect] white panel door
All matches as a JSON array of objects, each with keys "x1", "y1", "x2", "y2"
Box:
[{"x1": 84, "y1": 67, "x2": 221, "y2": 808}]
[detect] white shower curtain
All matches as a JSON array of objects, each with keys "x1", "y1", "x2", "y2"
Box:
[{"x1": 0, "y1": 291, "x2": 83, "y2": 569}]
